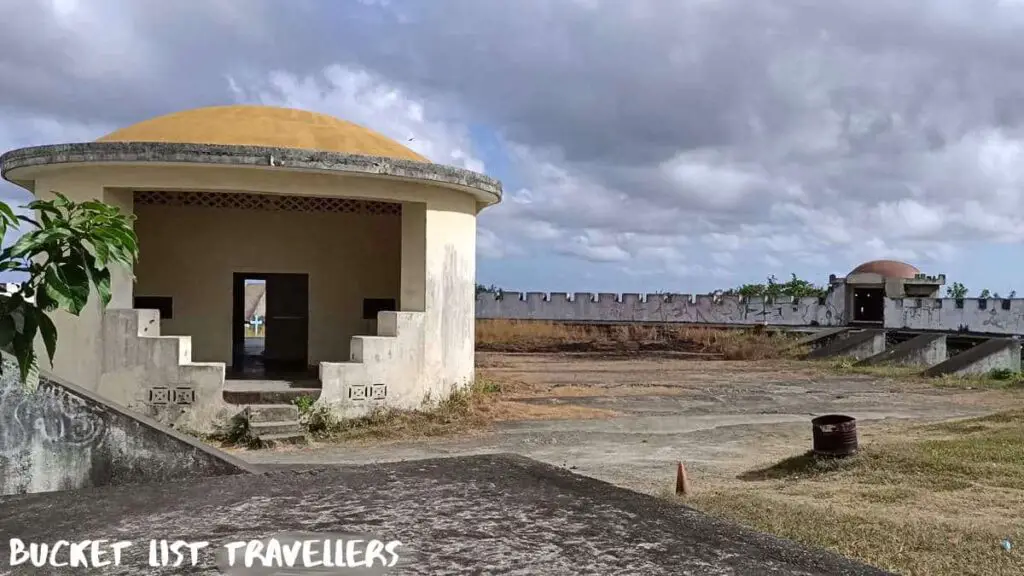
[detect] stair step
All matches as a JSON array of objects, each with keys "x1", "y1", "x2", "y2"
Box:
[
  {"x1": 247, "y1": 404, "x2": 300, "y2": 423},
  {"x1": 250, "y1": 420, "x2": 304, "y2": 437},
  {"x1": 223, "y1": 388, "x2": 321, "y2": 405},
  {"x1": 258, "y1": 432, "x2": 307, "y2": 447}
]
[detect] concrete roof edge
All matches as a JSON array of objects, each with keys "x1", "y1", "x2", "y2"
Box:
[{"x1": 0, "y1": 142, "x2": 503, "y2": 204}]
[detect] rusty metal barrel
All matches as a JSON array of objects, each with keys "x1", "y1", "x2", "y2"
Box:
[{"x1": 811, "y1": 414, "x2": 858, "y2": 457}]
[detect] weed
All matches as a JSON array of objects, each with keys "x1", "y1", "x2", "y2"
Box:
[
  {"x1": 292, "y1": 394, "x2": 316, "y2": 414},
  {"x1": 207, "y1": 413, "x2": 264, "y2": 449},
  {"x1": 294, "y1": 377, "x2": 506, "y2": 441}
]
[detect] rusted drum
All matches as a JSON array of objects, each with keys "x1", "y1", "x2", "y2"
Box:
[{"x1": 811, "y1": 414, "x2": 858, "y2": 457}]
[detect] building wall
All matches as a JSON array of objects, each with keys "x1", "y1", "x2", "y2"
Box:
[
  {"x1": 134, "y1": 202, "x2": 401, "y2": 364},
  {"x1": 885, "y1": 298, "x2": 1024, "y2": 335},
  {"x1": 24, "y1": 163, "x2": 483, "y2": 398},
  {"x1": 476, "y1": 287, "x2": 847, "y2": 327}
]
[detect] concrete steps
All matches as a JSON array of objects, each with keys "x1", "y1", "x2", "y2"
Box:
[
  {"x1": 223, "y1": 387, "x2": 321, "y2": 405},
  {"x1": 244, "y1": 403, "x2": 305, "y2": 446}
]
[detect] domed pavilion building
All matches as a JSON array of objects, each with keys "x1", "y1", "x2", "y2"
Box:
[
  {"x1": 830, "y1": 259, "x2": 945, "y2": 325},
  {"x1": 0, "y1": 105, "x2": 502, "y2": 434}
]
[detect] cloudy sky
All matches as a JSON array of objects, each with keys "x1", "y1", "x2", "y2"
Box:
[{"x1": 2, "y1": 0, "x2": 1024, "y2": 295}]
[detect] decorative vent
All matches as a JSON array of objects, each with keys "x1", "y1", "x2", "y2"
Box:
[
  {"x1": 134, "y1": 190, "x2": 402, "y2": 216},
  {"x1": 173, "y1": 387, "x2": 195, "y2": 405},
  {"x1": 149, "y1": 387, "x2": 170, "y2": 405},
  {"x1": 370, "y1": 384, "x2": 387, "y2": 400},
  {"x1": 348, "y1": 384, "x2": 369, "y2": 401}
]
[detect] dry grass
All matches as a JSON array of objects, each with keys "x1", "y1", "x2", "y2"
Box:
[
  {"x1": 476, "y1": 318, "x2": 798, "y2": 360},
  {"x1": 683, "y1": 410, "x2": 1024, "y2": 576},
  {"x1": 299, "y1": 374, "x2": 616, "y2": 442}
]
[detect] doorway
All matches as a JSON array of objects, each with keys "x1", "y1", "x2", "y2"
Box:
[
  {"x1": 231, "y1": 272, "x2": 310, "y2": 376},
  {"x1": 852, "y1": 287, "x2": 884, "y2": 323}
]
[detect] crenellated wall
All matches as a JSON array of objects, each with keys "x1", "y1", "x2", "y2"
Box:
[
  {"x1": 885, "y1": 298, "x2": 1024, "y2": 335},
  {"x1": 477, "y1": 285, "x2": 847, "y2": 327}
]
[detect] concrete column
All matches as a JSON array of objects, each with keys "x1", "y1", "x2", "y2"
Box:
[
  {"x1": 421, "y1": 195, "x2": 478, "y2": 395},
  {"x1": 400, "y1": 202, "x2": 426, "y2": 312}
]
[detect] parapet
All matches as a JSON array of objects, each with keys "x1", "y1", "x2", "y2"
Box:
[
  {"x1": 905, "y1": 273, "x2": 946, "y2": 285},
  {"x1": 475, "y1": 290, "x2": 847, "y2": 327}
]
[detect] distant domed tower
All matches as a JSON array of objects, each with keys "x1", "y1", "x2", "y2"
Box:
[
  {"x1": 849, "y1": 260, "x2": 921, "y2": 279},
  {"x1": 840, "y1": 259, "x2": 944, "y2": 325}
]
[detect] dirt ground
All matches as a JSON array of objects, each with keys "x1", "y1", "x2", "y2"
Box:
[{"x1": 243, "y1": 352, "x2": 1012, "y2": 496}]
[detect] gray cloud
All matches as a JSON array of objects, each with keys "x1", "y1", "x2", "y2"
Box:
[{"x1": 2, "y1": 0, "x2": 1024, "y2": 284}]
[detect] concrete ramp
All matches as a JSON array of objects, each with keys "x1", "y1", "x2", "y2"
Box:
[
  {"x1": 788, "y1": 327, "x2": 851, "y2": 350},
  {"x1": 857, "y1": 333, "x2": 946, "y2": 368},
  {"x1": 806, "y1": 329, "x2": 886, "y2": 361},
  {"x1": 923, "y1": 338, "x2": 1022, "y2": 377},
  {"x1": 0, "y1": 352, "x2": 258, "y2": 496},
  {"x1": 0, "y1": 454, "x2": 892, "y2": 575}
]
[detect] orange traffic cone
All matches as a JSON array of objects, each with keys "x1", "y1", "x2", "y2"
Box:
[{"x1": 675, "y1": 461, "x2": 691, "y2": 495}]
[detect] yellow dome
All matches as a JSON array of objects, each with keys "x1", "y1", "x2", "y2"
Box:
[{"x1": 96, "y1": 105, "x2": 428, "y2": 162}]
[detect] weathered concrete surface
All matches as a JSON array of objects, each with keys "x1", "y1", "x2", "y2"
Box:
[
  {"x1": 0, "y1": 454, "x2": 891, "y2": 575},
  {"x1": 0, "y1": 353, "x2": 257, "y2": 496},
  {"x1": 885, "y1": 297, "x2": 1024, "y2": 336},
  {"x1": 477, "y1": 289, "x2": 847, "y2": 327},
  {"x1": 857, "y1": 334, "x2": 947, "y2": 368},
  {"x1": 923, "y1": 338, "x2": 1022, "y2": 377},
  {"x1": 248, "y1": 355, "x2": 1006, "y2": 499},
  {"x1": 806, "y1": 330, "x2": 886, "y2": 361}
]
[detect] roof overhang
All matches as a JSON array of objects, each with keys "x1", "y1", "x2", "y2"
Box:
[{"x1": 0, "y1": 142, "x2": 503, "y2": 206}]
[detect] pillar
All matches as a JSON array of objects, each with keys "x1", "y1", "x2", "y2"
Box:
[
  {"x1": 421, "y1": 195, "x2": 478, "y2": 394},
  {"x1": 400, "y1": 202, "x2": 427, "y2": 312}
]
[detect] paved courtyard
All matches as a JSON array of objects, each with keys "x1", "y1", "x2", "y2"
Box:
[{"x1": 242, "y1": 353, "x2": 1008, "y2": 497}]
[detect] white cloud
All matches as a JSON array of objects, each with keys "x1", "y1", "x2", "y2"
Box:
[{"x1": 226, "y1": 65, "x2": 485, "y2": 173}]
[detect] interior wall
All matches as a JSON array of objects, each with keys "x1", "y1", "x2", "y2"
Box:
[{"x1": 133, "y1": 201, "x2": 401, "y2": 365}]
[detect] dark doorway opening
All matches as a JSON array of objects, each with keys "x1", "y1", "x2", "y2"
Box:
[
  {"x1": 231, "y1": 272, "x2": 310, "y2": 377},
  {"x1": 852, "y1": 287, "x2": 884, "y2": 323}
]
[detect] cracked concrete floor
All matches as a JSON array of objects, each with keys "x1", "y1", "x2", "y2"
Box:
[{"x1": 240, "y1": 353, "x2": 1015, "y2": 496}]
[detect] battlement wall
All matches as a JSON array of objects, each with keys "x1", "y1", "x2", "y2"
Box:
[
  {"x1": 476, "y1": 286, "x2": 847, "y2": 327},
  {"x1": 885, "y1": 297, "x2": 1024, "y2": 335}
]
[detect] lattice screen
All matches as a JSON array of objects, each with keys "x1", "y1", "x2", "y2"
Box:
[{"x1": 133, "y1": 190, "x2": 402, "y2": 216}]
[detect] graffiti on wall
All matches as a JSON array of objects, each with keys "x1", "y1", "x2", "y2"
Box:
[
  {"x1": 0, "y1": 376, "x2": 107, "y2": 456},
  {"x1": 476, "y1": 287, "x2": 848, "y2": 327},
  {"x1": 885, "y1": 298, "x2": 1024, "y2": 336}
]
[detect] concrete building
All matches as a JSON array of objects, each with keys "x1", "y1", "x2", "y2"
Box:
[
  {"x1": 0, "y1": 105, "x2": 502, "y2": 432},
  {"x1": 829, "y1": 259, "x2": 946, "y2": 325}
]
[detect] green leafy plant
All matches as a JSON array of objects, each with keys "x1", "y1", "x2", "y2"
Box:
[
  {"x1": 729, "y1": 273, "x2": 827, "y2": 299},
  {"x1": 292, "y1": 394, "x2": 316, "y2": 415},
  {"x1": 945, "y1": 282, "x2": 968, "y2": 299},
  {"x1": 0, "y1": 193, "x2": 138, "y2": 384}
]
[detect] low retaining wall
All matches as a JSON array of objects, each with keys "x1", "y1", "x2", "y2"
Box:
[
  {"x1": 858, "y1": 334, "x2": 947, "y2": 368},
  {"x1": 0, "y1": 353, "x2": 256, "y2": 496},
  {"x1": 923, "y1": 338, "x2": 1022, "y2": 377},
  {"x1": 807, "y1": 330, "x2": 886, "y2": 361}
]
